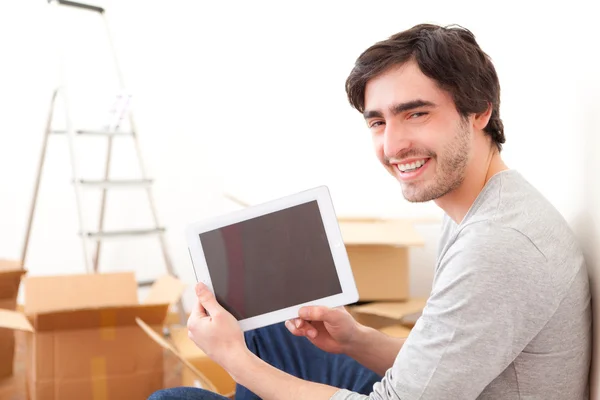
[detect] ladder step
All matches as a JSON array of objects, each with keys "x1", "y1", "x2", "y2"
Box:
[
  {"x1": 51, "y1": 0, "x2": 105, "y2": 13},
  {"x1": 77, "y1": 179, "x2": 153, "y2": 188},
  {"x1": 137, "y1": 279, "x2": 155, "y2": 287},
  {"x1": 82, "y1": 228, "x2": 166, "y2": 239},
  {"x1": 51, "y1": 129, "x2": 133, "y2": 137}
]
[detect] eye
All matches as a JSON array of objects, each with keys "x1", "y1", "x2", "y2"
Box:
[
  {"x1": 369, "y1": 120, "x2": 385, "y2": 128},
  {"x1": 409, "y1": 112, "x2": 428, "y2": 119}
]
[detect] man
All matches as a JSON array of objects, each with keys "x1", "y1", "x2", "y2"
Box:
[{"x1": 151, "y1": 23, "x2": 592, "y2": 399}]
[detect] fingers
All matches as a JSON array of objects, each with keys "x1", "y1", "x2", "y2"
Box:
[
  {"x1": 192, "y1": 298, "x2": 208, "y2": 318},
  {"x1": 285, "y1": 319, "x2": 318, "y2": 339},
  {"x1": 298, "y1": 306, "x2": 332, "y2": 322},
  {"x1": 195, "y1": 282, "x2": 223, "y2": 316}
]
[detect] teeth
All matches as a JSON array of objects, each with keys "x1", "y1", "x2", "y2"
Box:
[{"x1": 398, "y1": 159, "x2": 427, "y2": 172}]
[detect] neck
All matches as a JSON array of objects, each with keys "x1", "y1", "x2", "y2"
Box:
[{"x1": 434, "y1": 147, "x2": 508, "y2": 224}]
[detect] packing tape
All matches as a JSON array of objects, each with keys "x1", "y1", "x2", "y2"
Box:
[
  {"x1": 91, "y1": 356, "x2": 108, "y2": 400},
  {"x1": 100, "y1": 310, "x2": 116, "y2": 341}
]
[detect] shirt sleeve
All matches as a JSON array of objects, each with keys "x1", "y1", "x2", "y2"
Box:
[{"x1": 331, "y1": 222, "x2": 556, "y2": 400}]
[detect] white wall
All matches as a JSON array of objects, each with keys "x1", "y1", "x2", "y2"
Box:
[
  {"x1": 574, "y1": 48, "x2": 600, "y2": 397},
  {"x1": 0, "y1": 1, "x2": 598, "y2": 391}
]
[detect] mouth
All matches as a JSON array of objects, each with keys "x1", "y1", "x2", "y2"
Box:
[{"x1": 394, "y1": 158, "x2": 430, "y2": 180}]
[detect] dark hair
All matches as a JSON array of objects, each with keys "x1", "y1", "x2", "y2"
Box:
[{"x1": 345, "y1": 24, "x2": 505, "y2": 151}]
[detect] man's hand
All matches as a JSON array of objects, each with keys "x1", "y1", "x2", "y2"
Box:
[
  {"x1": 285, "y1": 306, "x2": 359, "y2": 354},
  {"x1": 187, "y1": 282, "x2": 248, "y2": 370}
]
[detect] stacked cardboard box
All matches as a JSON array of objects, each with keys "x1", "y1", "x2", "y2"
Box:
[
  {"x1": 349, "y1": 298, "x2": 427, "y2": 335},
  {"x1": 338, "y1": 217, "x2": 427, "y2": 334},
  {"x1": 0, "y1": 271, "x2": 184, "y2": 400},
  {"x1": 0, "y1": 259, "x2": 26, "y2": 379},
  {"x1": 338, "y1": 217, "x2": 424, "y2": 302}
]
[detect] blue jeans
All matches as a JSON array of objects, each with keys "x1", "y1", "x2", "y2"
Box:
[{"x1": 149, "y1": 322, "x2": 382, "y2": 399}]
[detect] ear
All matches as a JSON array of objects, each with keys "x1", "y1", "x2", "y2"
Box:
[{"x1": 473, "y1": 103, "x2": 493, "y2": 131}]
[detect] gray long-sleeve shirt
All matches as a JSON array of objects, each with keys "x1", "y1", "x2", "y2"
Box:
[{"x1": 332, "y1": 170, "x2": 592, "y2": 400}]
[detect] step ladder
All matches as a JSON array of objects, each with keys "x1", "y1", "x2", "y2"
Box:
[{"x1": 21, "y1": 0, "x2": 187, "y2": 324}]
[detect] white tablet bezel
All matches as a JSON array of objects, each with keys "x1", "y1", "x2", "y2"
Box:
[{"x1": 185, "y1": 185, "x2": 359, "y2": 332}]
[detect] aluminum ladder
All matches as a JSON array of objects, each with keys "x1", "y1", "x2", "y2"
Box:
[{"x1": 22, "y1": 0, "x2": 186, "y2": 324}]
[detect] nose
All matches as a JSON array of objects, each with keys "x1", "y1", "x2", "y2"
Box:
[{"x1": 382, "y1": 121, "x2": 412, "y2": 159}]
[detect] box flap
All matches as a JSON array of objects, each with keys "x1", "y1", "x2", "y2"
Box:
[
  {"x1": 170, "y1": 326, "x2": 206, "y2": 358},
  {"x1": 0, "y1": 259, "x2": 23, "y2": 272},
  {"x1": 379, "y1": 324, "x2": 412, "y2": 338},
  {"x1": 338, "y1": 219, "x2": 425, "y2": 247},
  {"x1": 135, "y1": 318, "x2": 218, "y2": 393},
  {"x1": 24, "y1": 272, "x2": 138, "y2": 314},
  {"x1": 31, "y1": 304, "x2": 168, "y2": 331},
  {"x1": 352, "y1": 298, "x2": 427, "y2": 320},
  {"x1": 0, "y1": 260, "x2": 26, "y2": 300},
  {"x1": 0, "y1": 309, "x2": 34, "y2": 332},
  {"x1": 143, "y1": 275, "x2": 186, "y2": 306}
]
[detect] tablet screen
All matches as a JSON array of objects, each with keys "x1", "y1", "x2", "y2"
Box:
[{"x1": 198, "y1": 200, "x2": 343, "y2": 320}]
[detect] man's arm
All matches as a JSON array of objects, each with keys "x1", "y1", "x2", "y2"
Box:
[
  {"x1": 228, "y1": 350, "x2": 341, "y2": 400},
  {"x1": 344, "y1": 324, "x2": 406, "y2": 376},
  {"x1": 286, "y1": 305, "x2": 406, "y2": 376}
]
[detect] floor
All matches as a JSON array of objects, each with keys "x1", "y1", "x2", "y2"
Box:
[{"x1": 0, "y1": 330, "x2": 182, "y2": 400}]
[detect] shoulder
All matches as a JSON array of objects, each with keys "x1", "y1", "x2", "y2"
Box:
[
  {"x1": 437, "y1": 221, "x2": 550, "y2": 294},
  {"x1": 430, "y1": 221, "x2": 563, "y2": 323},
  {"x1": 450, "y1": 220, "x2": 546, "y2": 265}
]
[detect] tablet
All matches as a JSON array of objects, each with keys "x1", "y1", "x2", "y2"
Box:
[{"x1": 185, "y1": 186, "x2": 359, "y2": 331}]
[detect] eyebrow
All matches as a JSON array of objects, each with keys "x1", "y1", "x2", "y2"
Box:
[{"x1": 363, "y1": 99, "x2": 437, "y2": 119}]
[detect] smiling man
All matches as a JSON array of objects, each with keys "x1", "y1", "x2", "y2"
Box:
[{"x1": 151, "y1": 24, "x2": 592, "y2": 400}]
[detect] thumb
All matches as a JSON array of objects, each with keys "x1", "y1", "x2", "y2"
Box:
[{"x1": 195, "y1": 282, "x2": 223, "y2": 316}]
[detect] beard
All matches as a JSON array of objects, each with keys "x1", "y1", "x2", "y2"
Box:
[{"x1": 391, "y1": 120, "x2": 471, "y2": 203}]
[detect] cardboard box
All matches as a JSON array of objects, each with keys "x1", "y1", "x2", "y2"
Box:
[
  {"x1": 349, "y1": 298, "x2": 427, "y2": 330},
  {"x1": 0, "y1": 271, "x2": 184, "y2": 400},
  {"x1": 171, "y1": 327, "x2": 236, "y2": 396},
  {"x1": 338, "y1": 219, "x2": 424, "y2": 301},
  {"x1": 379, "y1": 324, "x2": 413, "y2": 338},
  {"x1": 136, "y1": 320, "x2": 234, "y2": 398},
  {"x1": 0, "y1": 259, "x2": 26, "y2": 379}
]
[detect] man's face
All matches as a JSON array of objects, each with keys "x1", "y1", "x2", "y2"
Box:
[{"x1": 363, "y1": 60, "x2": 472, "y2": 202}]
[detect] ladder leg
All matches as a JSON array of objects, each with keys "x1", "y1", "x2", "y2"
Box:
[
  {"x1": 93, "y1": 135, "x2": 114, "y2": 272},
  {"x1": 21, "y1": 89, "x2": 60, "y2": 266},
  {"x1": 132, "y1": 132, "x2": 187, "y2": 323},
  {"x1": 51, "y1": 0, "x2": 93, "y2": 273},
  {"x1": 62, "y1": 86, "x2": 94, "y2": 273},
  {"x1": 102, "y1": 8, "x2": 178, "y2": 279},
  {"x1": 103, "y1": 10, "x2": 186, "y2": 323}
]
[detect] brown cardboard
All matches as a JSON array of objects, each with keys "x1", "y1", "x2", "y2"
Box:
[
  {"x1": 379, "y1": 324, "x2": 413, "y2": 338},
  {"x1": 24, "y1": 272, "x2": 138, "y2": 314},
  {"x1": 142, "y1": 320, "x2": 235, "y2": 397},
  {"x1": 0, "y1": 271, "x2": 184, "y2": 400},
  {"x1": 136, "y1": 319, "x2": 221, "y2": 394},
  {"x1": 170, "y1": 326, "x2": 236, "y2": 397},
  {"x1": 0, "y1": 258, "x2": 26, "y2": 379},
  {"x1": 350, "y1": 298, "x2": 427, "y2": 330},
  {"x1": 338, "y1": 219, "x2": 424, "y2": 301},
  {"x1": 0, "y1": 309, "x2": 33, "y2": 332},
  {"x1": 338, "y1": 218, "x2": 425, "y2": 247},
  {"x1": 142, "y1": 315, "x2": 237, "y2": 397}
]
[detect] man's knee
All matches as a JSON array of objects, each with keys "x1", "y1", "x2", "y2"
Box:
[
  {"x1": 147, "y1": 389, "x2": 170, "y2": 400},
  {"x1": 147, "y1": 387, "x2": 222, "y2": 400},
  {"x1": 245, "y1": 322, "x2": 289, "y2": 345}
]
